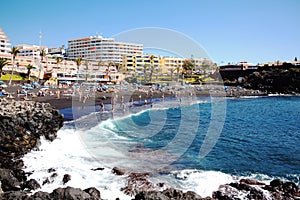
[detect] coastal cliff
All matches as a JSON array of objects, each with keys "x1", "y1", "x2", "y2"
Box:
[
  {"x1": 244, "y1": 68, "x2": 300, "y2": 94},
  {"x1": 221, "y1": 67, "x2": 300, "y2": 94}
]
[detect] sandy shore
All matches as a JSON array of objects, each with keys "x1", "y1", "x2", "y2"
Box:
[{"x1": 1, "y1": 84, "x2": 267, "y2": 110}]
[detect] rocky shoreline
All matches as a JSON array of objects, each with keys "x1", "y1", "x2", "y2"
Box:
[{"x1": 0, "y1": 98, "x2": 299, "y2": 199}]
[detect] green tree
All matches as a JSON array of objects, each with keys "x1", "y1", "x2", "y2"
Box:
[
  {"x1": 55, "y1": 57, "x2": 62, "y2": 69},
  {"x1": 83, "y1": 61, "x2": 89, "y2": 81},
  {"x1": 143, "y1": 63, "x2": 150, "y2": 83},
  {"x1": 176, "y1": 66, "x2": 181, "y2": 82},
  {"x1": 26, "y1": 64, "x2": 35, "y2": 80},
  {"x1": 8, "y1": 46, "x2": 20, "y2": 85},
  {"x1": 0, "y1": 57, "x2": 9, "y2": 77},
  {"x1": 182, "y1": 59, "x2": 195, "y2": 79},
  {"x1": 75, "y1": 57, "x2": 82, "y2": 83},
  {"x1": 170, "y1": 68, "x2": 175, "y2": 82},
  {"x1": 149, "y1": 55, "x2": 155, "y2": 83},
  {"x1": 38, "y1": 49, "x2": 47, "y2": 82}
]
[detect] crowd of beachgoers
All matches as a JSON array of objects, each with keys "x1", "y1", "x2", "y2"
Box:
[{"x1": 0, "y1": 80, "x2": 269, "y2": 111}]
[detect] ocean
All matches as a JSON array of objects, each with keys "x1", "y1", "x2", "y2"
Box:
[{"x1": 22, "y1": 95, "x2": 300, "y2": 199}]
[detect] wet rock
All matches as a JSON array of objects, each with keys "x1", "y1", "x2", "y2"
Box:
[
  {"x1": 122, "y1": 173, "x2": 154, "y2": 196},
  {"x1": 50, "y1": 172, "x2": 58, "y2": 179},
  {"x1": 240, "y1": 178, "x2": 265, "y2": 185},
  {"x1": 91, "y1": 167, "x2": 105, "y2": 171},
  {"x1": 28, "y1": 191, "x2": 51, "y2": 200},
  {"x1": 134, "y1": 191, "x2": 169, "y2": 200},
  {"x1": 22, "y1": 179, "x2": 41, "y2": 191},
  {"x1": 282, "y1": 181, "x2": 298, "y2": 195},
  {"x1": 0, "y1": 100, "x2": 63, "y2": 195},
  {"x1": 134, "y1": 188, "x2": 204, "y2": 200},
  {"x1": 263, "y1": 179, "x2": 300, "y2": 199},
  {"x1": 0, "y1": 190, "x2": 29, "y2": 200},
  {"x1": 51, "y1": 187, "x2": 98, "y2": 200},
  {"x1": 0, "y1": 168, "x2": 21, "y2": 192},
  {"x1": 112, "y1": 167, "x2": 125, "y2": 175},
  {"x1": 213, "y1": 179, "x2": 300, "y2": 200},
  {"x1": 157, "y1": 182, "x2": 165, "y2": 187},
  {"x1": 47, "y1": 168, "x2": 56, "y2": 173},
  {"x1": 62, "y1": 174, "x2": 71, "y2": 184},
  {"x1": 83, "y1": 187, "x2": 101, "y2": 199},
  {"x1": 42, "y1": 178, "x2": 51, "y2": 186},
  {"x1": 0, "y1": 100, "x2": 64, "y2": 168}
]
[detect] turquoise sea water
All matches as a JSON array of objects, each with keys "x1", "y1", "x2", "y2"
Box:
[{"x1": 60, "y1": 96, "x2": 300, "y2": 185}]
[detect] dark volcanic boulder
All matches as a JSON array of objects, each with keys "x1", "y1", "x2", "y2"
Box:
[
  {"x1": 83, "y1": 187, "x2": 101, "y2": 199},
  {"x1": 0, "y1": 99, "x2": 64, "y2": 169},
  {"x1": 0, "y1": 168, "x2": 21, "y2": 192},
  {"x1": 51, "y1": 187, "x2": 100, "y2": 200},
  {"x1": 0, "y1": 99, "x2": 64, "y2": 195},
  {"x1": 134, "y1": 188, "x2": 204, "y2": 200},
  {"x1": 112, "y1": 167, "x2": 125, "y2": 175},
  {"x1": 62, "y1": 174, "x2": 71, "y2": 184},
  {"x1": 213, "y1": 179, "x2": 300, "y2": 200},
  {"x1": 22, "y1": 179, "x2": 41, "y2": 191},
  {"x1": 0, "y1": 187, "x2": 102, "y2": 200},
  {"x1": 0, "y1": 190, "x2": 29, "y2": 200}
]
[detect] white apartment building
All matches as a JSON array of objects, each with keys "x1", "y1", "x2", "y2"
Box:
[
  {"x1": 0, "y1": 28, "x2": 11, "y2": 55},
  {"x1": 48, "y1": 46, "x2": 65, "y2": 58},
  {"x1": 67, "y1": 35, "x2": 143, "y2": 63},
  {"x1": 17, "y1": 44, "x2": 48, "y2": 58}
]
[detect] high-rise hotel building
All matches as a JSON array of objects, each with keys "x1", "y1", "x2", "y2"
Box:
[
  {"x1": 0, "y1": 28, "x2": 11, "y2": 56},
  {"x1": 66, "y1": 35, "x2": 143, "y2": 63}
]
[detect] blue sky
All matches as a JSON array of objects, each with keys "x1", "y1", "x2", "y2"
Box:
[{"x1": 0, "y1": 0, "x2": 299, "y2": 64}]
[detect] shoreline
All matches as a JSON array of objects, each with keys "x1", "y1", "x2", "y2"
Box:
[
  {"x1": 1, "y1": 85, "x2": 299, "y2": 199},
  {"x1": 1, "y1": 84, "x2": 272, "y2": 111}
]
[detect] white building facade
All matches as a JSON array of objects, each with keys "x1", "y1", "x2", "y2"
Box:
[
  {"x1": 0, "y1": 28, "x2": 11, "y2": 55},
  {"x1": 66, "y1": 35, "x2": 143, "y2": 63}
]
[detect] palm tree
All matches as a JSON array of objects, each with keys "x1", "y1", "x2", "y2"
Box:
[
  {"x1": 176, "y1": 66, "x2": 181, "y2": 82},
  {"x1": 182, "y1": 59, "x2": 195, "y2": 79},
  {"x1": 8, "y1": 46, "x2": 20, "y2": 85},
  {"x1": 149, "y1": 55, "x2": 155, "y2": 83},
  {"x1": 143, "y1": 63, "x2": 150, "y2": 83},
  {"x1": 26, "y1": 64, "x2": 35, "y2": 80},
  {"x1": 83, "y1": 61, "x2": 89, "y2": 81},
  {"x1": 55, "y1": 57, "x2": 62, "y2": 69},
  {"x1": 55, "y1": 57, "x2": 62, "y2": 78},
  {"x1": 75, "y1": 57, "x2": 82, "y2": 83},
  {"x1": 0, "y1": 57, "x2": 9, "y2": 77},
  {"x1": 38, "y1": 49, "x2": 46, "y2": 82}
]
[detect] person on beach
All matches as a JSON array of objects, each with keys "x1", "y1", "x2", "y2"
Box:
[
  {"x1": 129, "y1": 98, "x2": 133, "y2": 107},
  {"x1": 122, "y1": 102, "x2": 126, "y2": 112},
  {"x1": 138, "y1": 94, "x2": 142, "y2": 105},
  {"x1": 79, "y1": 90, "x2": 83, "y2": 102},
  {"x1": 120, "y1": 95, "x2": 124, "y2": 108},
  {"x1": 100, "y1": 102, "x2": 105, "y2": 112},
  {"x1": 57, "y1": 89, "x2": 60, "y2": 99}
]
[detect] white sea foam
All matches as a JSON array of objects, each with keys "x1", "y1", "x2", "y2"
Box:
[
  {"x1": 22, "y1": 123, "x2": 292, "y2": 199},
  {"x1": 164, "y1": 169, "x2": 236, "y2": 198},
  {"x1": 22, "y1": 127, "x2": 132, "y2": 200}
]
